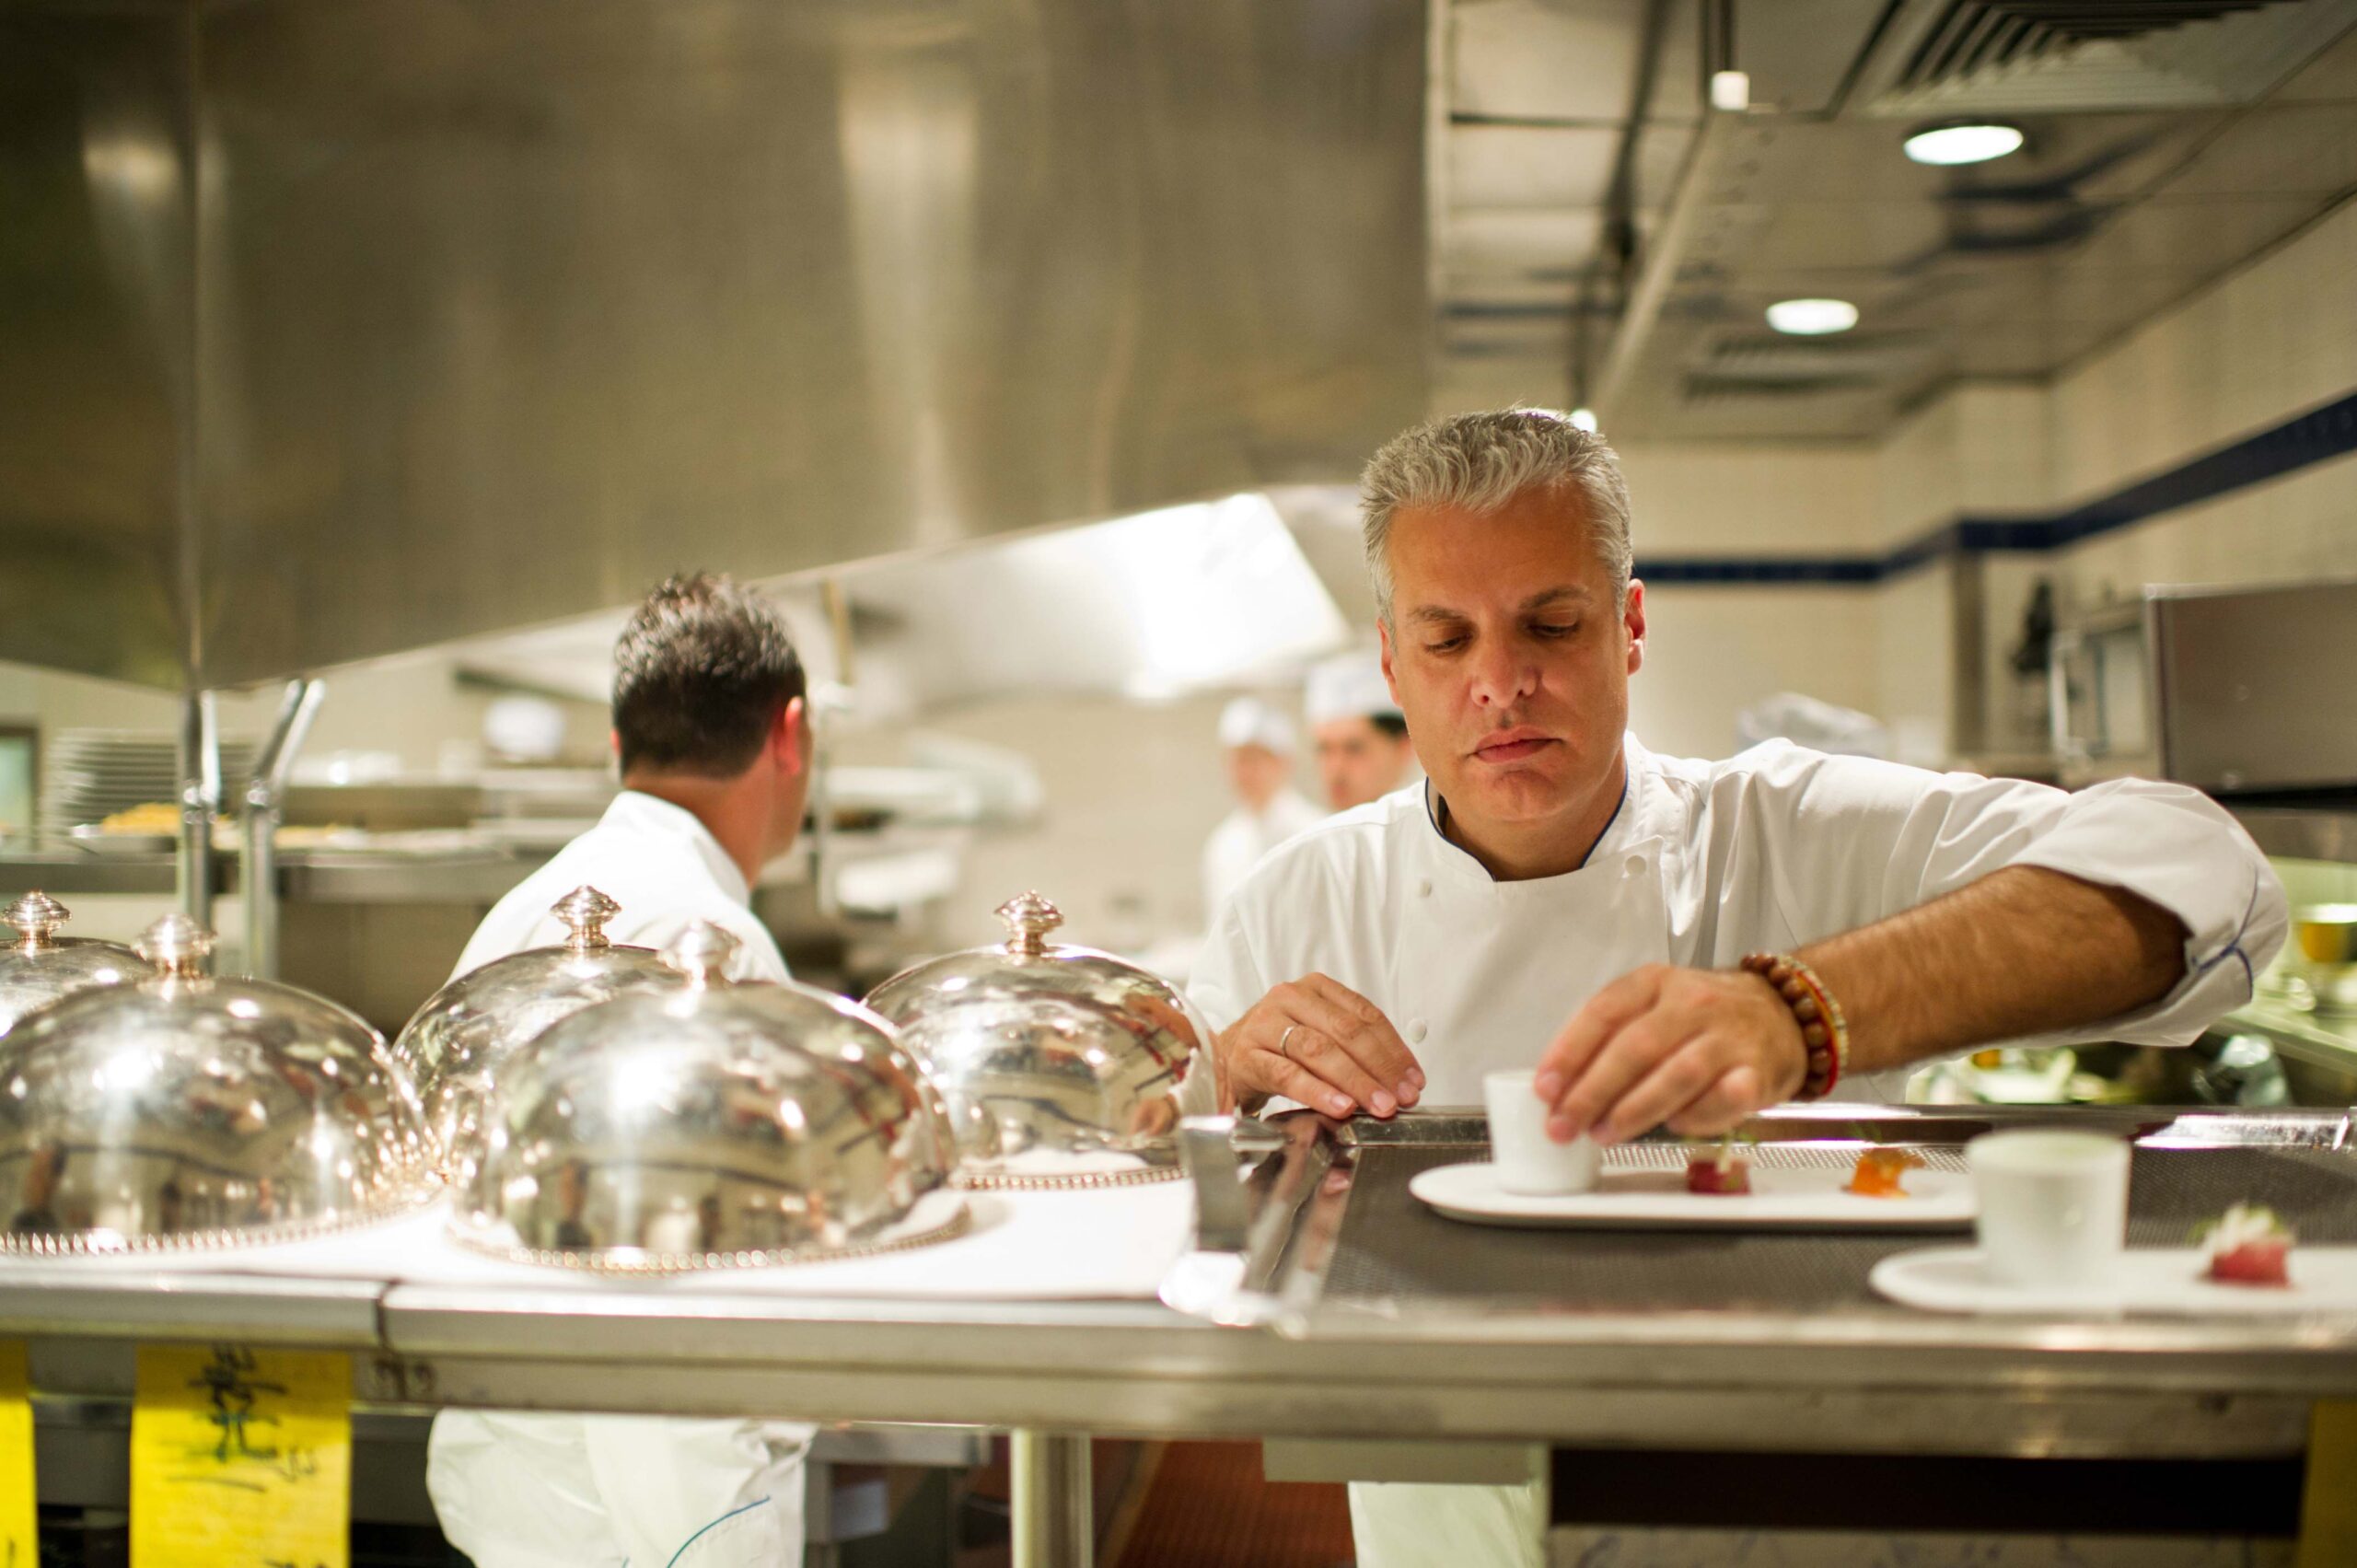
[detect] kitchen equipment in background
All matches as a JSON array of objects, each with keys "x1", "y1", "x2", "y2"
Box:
[
  {"x1": 2285, "y1": 903, "x2": 2357, "y2": 1013},
  {"x1": 2052, "y1": 579, "x2": 2357, "y2": 792},
  {"x1": 390, "y1": 886, "x2": 686, "y2": 1175},
  {"x1": 2048, "y1": 598, "x2": 2153, "y2": 785},
  {"x1": 0, "y1": 914, "x2": 435, "y2": 1254},
  {"x1": 450, "y1": 923, "x2": 964, "y2": 1271},
  {"x1": 0, "y1": 891, "x2": 150, "y2": 1037},
  {"x1": 864, "y1": 890, "x2": 1211, "y2": 1189},
  {"x1": 36, "y1": 729, "x2": 256, "y2": 844}
]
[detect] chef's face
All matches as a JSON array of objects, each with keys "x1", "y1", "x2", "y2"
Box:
[
  {"x1": 1313, "y1": 716, "x2": 1415, "y2": 811},
  {"x1": 1378, "y1": 486, "x2": 1643, "y2": 832},
  {"x1": 1225, "y1": 744, "x2": 1293, "y2": 812}
]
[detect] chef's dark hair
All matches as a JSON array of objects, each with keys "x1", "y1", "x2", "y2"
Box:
[{"x1": 612, "y1": 573, "x2": 807, "y2": 778}]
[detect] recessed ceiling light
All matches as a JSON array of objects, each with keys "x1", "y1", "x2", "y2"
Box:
[
  {"x1": 1903, "y1": 122, "x2": 2025, "y2": 167},
  {"x1": 1569, "y1": 407, "x2": 1599, "y2": 432},
  {"x1": 1765, "y1": 297, "x2": 1858, "y2": 336}
]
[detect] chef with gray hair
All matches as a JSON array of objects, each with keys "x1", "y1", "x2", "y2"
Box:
[{"x1": 1189, "y1": 407, "x2": 2284, "y2": 1567}]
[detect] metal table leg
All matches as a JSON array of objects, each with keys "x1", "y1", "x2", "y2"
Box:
[{"x1": 1010, "y1": 1429, "x2": 1092, "y2": 1568}]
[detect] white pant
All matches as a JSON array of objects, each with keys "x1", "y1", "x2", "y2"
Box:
[
  {"x1": 427, "y1": 1411, "x2": 814, "y2": 1568},
  {"x1": 1350, "y1": 1480, "x2": 1548, "y2": 1568}
]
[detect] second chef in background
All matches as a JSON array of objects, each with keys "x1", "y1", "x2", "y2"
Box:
[{"x1": 427, "y1": 573, "x2": 819, "y2": 1568}]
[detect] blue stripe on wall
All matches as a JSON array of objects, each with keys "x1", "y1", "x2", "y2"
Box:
[{"x1": 1632, "y1": 386, "x2": 2357, "y2": 587}]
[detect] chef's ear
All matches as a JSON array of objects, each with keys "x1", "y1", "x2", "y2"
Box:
[
  {"x1": 1622, "y1": 580, "x2": 1647, "y2": 675},
  {"x1": 1378, "y1": 622, "x2": 1401, "y2": 703},
  {"x1": 773, "y1": 697, "x2": 810, "y2": 777}
]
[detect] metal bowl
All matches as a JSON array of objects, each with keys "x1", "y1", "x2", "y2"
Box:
[
  {"x1": 0, "y1": 892, "x2": 152, "y2": 1039},
  {"x1": 0, "y1": 915, "x2": 435, "y2": 1256},
  {"x1": 863, "y1": 892, "x2": 1210, "y2": 1189},
  {"x1": 451, "y1": 923, "x2": 966, "y2": 1272},
  {"x1": 391, "y1": 886, "x2": 684, "y2": 1175}
]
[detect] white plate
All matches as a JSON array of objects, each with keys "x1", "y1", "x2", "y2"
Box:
[
  {"x1": 1408, "y1": 1158, "x2": 1976, "y2": 1230},
  {"x1": 1871, "y1": 1245, "x2": 2357, "y2": 1317}
]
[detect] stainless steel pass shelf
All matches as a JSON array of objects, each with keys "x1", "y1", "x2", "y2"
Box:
[
  {"x1": 0, "y1": 848, "x2": 536, "y2": 903},
  {"x1": 0, "y1": 1109, "x2": 2355, "y2": 1465}
]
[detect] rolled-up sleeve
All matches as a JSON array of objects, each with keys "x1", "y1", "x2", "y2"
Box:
[
  {"x1": 2004, "y1": 777, "x2": 2286, "y2": 1043},
  {"x1": 1737, "y1": 743, "x2": 2286, "y2": 1048}
]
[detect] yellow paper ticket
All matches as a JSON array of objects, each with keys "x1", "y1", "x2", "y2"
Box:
[
  {"x1": 131, "y1": 1344, "x2": 350, "y2": 1568},
  {"x1": 0, "y1": 1342, "x2": 34, "y2": 1568}
]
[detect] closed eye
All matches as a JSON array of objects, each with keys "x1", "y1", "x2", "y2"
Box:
[{"x1": 1532, "y1": 621, "x2": 1580, "y2": 639}]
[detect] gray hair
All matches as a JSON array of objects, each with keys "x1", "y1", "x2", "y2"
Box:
[{"x1": 1359, "y1": 408, "x2": 1635, "y2": 625}]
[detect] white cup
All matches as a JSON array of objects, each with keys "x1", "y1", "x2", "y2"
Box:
[
  {"x1": 1966, "y1": 1130, "x2": 2131, "y2": 1289},
  {"x1": 1484, "y1": 1070, "x2": 1601, "y2": 1195}
]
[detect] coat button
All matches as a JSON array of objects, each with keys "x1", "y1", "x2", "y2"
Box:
[
  {"x1": 1408, "y1": 1019, "x2": 1428, "y2": 1043},
  {"x1": 1415, "y1": 878, "x2": 1433, "y2": 898},
  {"x1": 1624, "y1": 855, "x2": 1647, "y2": 877}
]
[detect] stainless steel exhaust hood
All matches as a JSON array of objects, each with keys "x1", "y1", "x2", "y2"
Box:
[{"x1": 0, "y1": 0, "x2": 1430, "y2": 690}]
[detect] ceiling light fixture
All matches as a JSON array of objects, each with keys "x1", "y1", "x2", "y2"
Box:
[
  {"x1": 1765, "y1": 297, "x2": 1858, "y2": 336},
  {"x1": 1903, "y1": 122, "x2": 2025, "y2": 167},
  {"x1": 1569, "y1": 407, "x2": 1599, "y2": 432}
]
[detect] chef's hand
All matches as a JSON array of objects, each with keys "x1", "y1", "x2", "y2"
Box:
[
  {"x1": 1217, "y1": 975, "x2": 1425, "y2": 1120},
  {"x1": 1531, "y1": 965, "x2": 1807, "y2": 1144}
]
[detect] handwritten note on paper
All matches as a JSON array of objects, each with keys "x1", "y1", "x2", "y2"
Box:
[
  {"x1": 0, "y1": 1342, "x2": 35, "y2": 1568},
  {"x1": 130, "y1": 1345, "x2": 351, "y2": 1568}
]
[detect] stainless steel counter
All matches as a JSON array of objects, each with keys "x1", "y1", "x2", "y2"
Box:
[
  {"x1": 0, "y1": 847, "x2": 537, "y2": 904},
  {"x1": 6, "y1": 1108, "x2": 2357, "y2": 1562}
]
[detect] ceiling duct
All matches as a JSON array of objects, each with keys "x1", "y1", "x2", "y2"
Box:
[
  {"x1": 1694, "y1": 332, "x2": 1939, "y2": 385},
  {"x1": 1856, "y1": 0, "x2": 2353, "y2": 112}
]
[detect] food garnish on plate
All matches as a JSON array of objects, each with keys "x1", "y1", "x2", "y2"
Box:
[
  {"x1": 1685, "y1": 1135, "x2": 1752, "y2": 1196},
  {"x1": 1846, "y1": 1147, "x2": 1925, "y2": 1199},
  {"x1": 2198, "y1": 1202, "x2": 2293, "y2": 1287}
]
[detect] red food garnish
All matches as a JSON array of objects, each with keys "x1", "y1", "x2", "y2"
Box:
[
  {"x1": 2208, "y1": 1239, "x2": 2291, "y2": 1288},
  {"x1": 1685, "y1": 1152, "x2": 1751, "y2": 1195},
  {"x1": 1846, "y1": 1147, "x2": 1925, "y2": 1199}
]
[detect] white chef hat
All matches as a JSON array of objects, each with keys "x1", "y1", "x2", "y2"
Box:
[
  {"x1": 1217, "y1": 695, "x2": 1296, "y2": 756},
  {"x1": 1304, "y1": 651, "x2": 1401, "y2": 727}
]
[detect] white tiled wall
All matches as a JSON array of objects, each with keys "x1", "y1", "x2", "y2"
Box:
[
  {"x1": 2052, "y1": 194, "x2": 2357, "y2": 506},
  {"x1": 1631, "y1": 585, "x2": 1882, "y2": 761},
  {"x1": 1617, "y1": 441, "x2": 1876, "y2": 554}
]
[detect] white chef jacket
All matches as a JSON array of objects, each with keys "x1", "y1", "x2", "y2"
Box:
[
  {"x1": 427, "y1": 789, "x2": 812, "y2": 1568},
  {"x1": 1202, "y1": 787, "x2": 1324, "y2": 922},
  {"x1": 1190, "y1": 735, "x2": 2285, "y2": 1568},
  {"x1": 453, "y1": 789, "x2": 789, "y2": 983}
]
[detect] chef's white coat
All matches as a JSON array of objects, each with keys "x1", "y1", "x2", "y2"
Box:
[
  {"x1": 453, "y1": 789, "x2": 790, "y2": 982},
  {"x1": 1202, "y1": 787, "x2": 1325, "y2": 923},
  {"x1": 1190, "y1": 735, "x2": 2286, "y2": 1568},
  {"x1": 427, "y1": 788, "x2": 812, "y2": 1568}
]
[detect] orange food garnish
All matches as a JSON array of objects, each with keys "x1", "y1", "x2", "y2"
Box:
[{"x1": 1846, "y1": 1147, "x2": 1925, "y2": 1199}]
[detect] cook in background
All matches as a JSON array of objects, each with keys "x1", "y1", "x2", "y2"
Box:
[
  {"x1": 428, "y1": 572, "x2": 819, "y2": 1568},
  {"x1": 1201, "y1": 694, "x2": 1323, "y2": 920},
  {"x1": 1189, "y1": 408, "x2": 2286, "y2": 1568},
  {"x1": 1306, "y1": 648, "x2": 1422, "y2": 813}
]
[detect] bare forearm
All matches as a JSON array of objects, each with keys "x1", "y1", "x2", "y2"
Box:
[{"x1": 1801, "y1": 865, "x2": 2188, "y2": 1076}]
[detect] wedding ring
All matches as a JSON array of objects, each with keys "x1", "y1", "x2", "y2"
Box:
[{"x1": 1278, "y1": 1024, "x2": 1301, "y2": 1060}]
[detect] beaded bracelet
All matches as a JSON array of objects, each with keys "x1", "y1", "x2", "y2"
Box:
[{"x1": 1738, "y1": 952, "x2": 1851, "y2": 1100}]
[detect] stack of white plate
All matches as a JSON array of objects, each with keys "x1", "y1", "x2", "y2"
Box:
[{"x1": 37, "y1": 730, "x2": 256, "y2": 843}]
